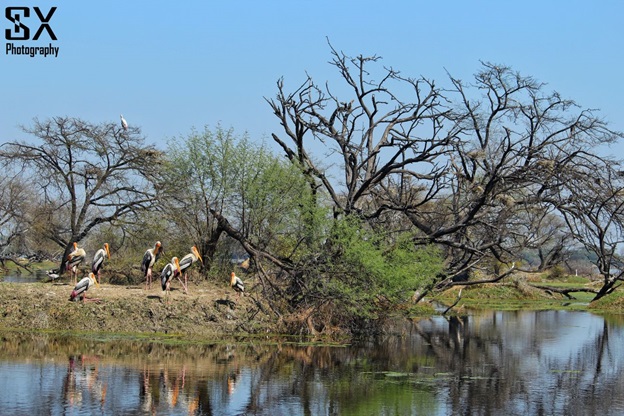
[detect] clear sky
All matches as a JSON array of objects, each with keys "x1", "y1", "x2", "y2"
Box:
[{"x1": 1, "y1": 0, "x2": 623, "y2": 155}]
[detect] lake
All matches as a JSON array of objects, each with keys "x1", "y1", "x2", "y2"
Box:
[
  {"x1": 1, "y1": 309, "x2": 623, "y2": 415},
  {"x1": 1, "y1": 269, "x2": 50, "y2": 283}
]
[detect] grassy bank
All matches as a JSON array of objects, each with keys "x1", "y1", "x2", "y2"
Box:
[
  {"x1": 0, "y1": 281, "x2": 277, "y2": 339},
  {"x1": 432, "y1": 275, "x2": 611, "y2": 313},
  {"x1": 2, "y1": 271, "x2": 623, "y2": 342}
]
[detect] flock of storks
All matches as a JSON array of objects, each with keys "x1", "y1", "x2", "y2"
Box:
[
  {"x1": 55, "y1": 116, "x2": 245, "y2": 303},
  {"x1": 62, "y1": 240, "x2": 245, "y2": 304}
]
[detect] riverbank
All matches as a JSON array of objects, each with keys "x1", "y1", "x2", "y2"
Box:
[
  {"x1": 1, "y1": 275, "x2": 621, "y2": 340},
  {"x1": 0, "y1": 281, "x2": 277, "y2": 338}
]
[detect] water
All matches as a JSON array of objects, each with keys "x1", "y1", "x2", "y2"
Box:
[
  {"x1": 1, "y1": 270, "x2": 52, "y2": 283},
  {"x1": 1, "y1": 310, "x2": 623, "y2": 415}
]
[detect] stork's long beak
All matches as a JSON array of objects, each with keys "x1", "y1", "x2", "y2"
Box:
[
  {"x1": 105, "y1": 243, "x2": 110, "y2": 259},
  {"x1": 194, "y1": 246, "x2": 203, "y2": 265},
  {"x1": 175, "y1": 257, "x2": 181, "y2": 275},
  {"x1": 92, "y1": 273, "x2": 100, "y2": 288}
]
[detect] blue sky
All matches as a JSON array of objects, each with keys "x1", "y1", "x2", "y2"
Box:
[{"x1": 1, "y1": 0, "x2": 623, "y2": 155}]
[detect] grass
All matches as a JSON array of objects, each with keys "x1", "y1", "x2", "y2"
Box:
[
  {"x1": 0, "y1": 260, "x2": 56, "y2": 275},
  {"x1": 429, "y1": 275, "x2": 607, "y2": 313}
]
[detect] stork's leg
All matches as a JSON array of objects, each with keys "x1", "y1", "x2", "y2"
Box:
[
  {"x1": 165, "y1": 283, "x2": 171, "y2": 304},
  {"x1": 177, "y1": 274, "x2": 188, "y2": 294}
]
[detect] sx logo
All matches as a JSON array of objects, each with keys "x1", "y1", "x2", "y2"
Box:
[{"x1": 5, "y1": 6, "x2": 57, "y2": 41}]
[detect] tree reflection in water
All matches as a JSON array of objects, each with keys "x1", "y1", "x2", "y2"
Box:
[{"x1": 1, "y1": 311, "x2": 624, "y2": 415}]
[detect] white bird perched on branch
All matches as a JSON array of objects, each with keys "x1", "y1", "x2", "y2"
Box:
[{"x1": 120, "y1": 114, "x2": 128, "y2": 131}]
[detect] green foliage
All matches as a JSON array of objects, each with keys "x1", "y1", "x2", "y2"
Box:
[
  {"x1": 311, "y1": 216, "x2": 444, "y2": 327},
  {"x1": 161, "y1": 125, "x2": 326, "y2": 281},
  {"x1": 241, "y1": 154, "x2": 316, "y2": 253}
]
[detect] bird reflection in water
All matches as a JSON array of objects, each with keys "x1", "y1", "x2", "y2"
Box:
[
  {"x1": 140, "y1": 364, "x2": 154, "y2": 414},
  {"x1": 140, "y1": 363, "x2": 202, "y2": 414},
  {"x1": 227, "y1": 372, "x2": 239, "y2": 395},
  {"x1": 62, "y1": 355, "x2": 107, "y2": 411}
]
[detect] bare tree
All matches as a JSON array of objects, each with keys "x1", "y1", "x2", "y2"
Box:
[
  {"x1": 0, "y1": 174, "x2": 33, "y2": 270},
  {"x1": 515, "y1": 207, "x2": 574, "y2": 272},
  {"x1": 398, "y1": 62, "x2": 623, "y2": 280},
  {"x1": 557, "y1": 158, "x2": 624, "y2": 300},
  {"x1": 267, "y1": 46, "x2": 624, "y2": 294},
  {"x1": 0, "y1": 116, "x2": 163, "y2": 274},
  {"x1": 266, "y1": 43, "x2": 454, "y2": 221}
]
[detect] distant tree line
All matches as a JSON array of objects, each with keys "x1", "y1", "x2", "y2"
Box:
[{"x1": 1, "y1": 46, "x2": 624, "y2": 336}]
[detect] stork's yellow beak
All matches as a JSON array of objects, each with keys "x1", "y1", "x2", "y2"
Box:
[
  {"x1": 193, "y1": 246, "x2": 203, "y2": 265},
  {"x1": 92, "y1": 273, "x2": 100, "y2": 288}
]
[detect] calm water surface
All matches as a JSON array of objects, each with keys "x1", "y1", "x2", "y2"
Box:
[
  {"x1": 1, "y1": 309, "x2": 624, "y2": 415},
  {"x1": 1, "y1": 269, "x2": 49, "y2": 283}
]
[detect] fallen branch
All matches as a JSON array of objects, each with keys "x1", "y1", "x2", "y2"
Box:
[
  {"x1": 439, "y1": 263, "x2": 516, "y2": 290},
  {"x1": 0, "y1": 256, "x2": 34, "y2": 273},
  {"x1": 531, "y1": 284, "x2": 598, "y2": 300}
]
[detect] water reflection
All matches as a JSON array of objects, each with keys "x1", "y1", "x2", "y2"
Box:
[
  {"x1": 1, "y1": 270, "x2": 49, "y2": 283},
  {"x1": 1, "y1": 310, "x2": 624, "y2": 415}
]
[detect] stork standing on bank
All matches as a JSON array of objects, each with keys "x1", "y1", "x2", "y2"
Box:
[
  {"x1": 178, "y1": 246, "x2": 203, "y2": 294},
  {"x1": 230, "y1": 272, "x2": 244, "y2": 298},
  {"x1": 91, "y1": 243, "x2": 110, "y2": 283},
  {"x1": 66, "y1": 242, "x2": 86, "y2": 284},
  {"x1": 120, "y1": 114, "x2": 128, "y2": 131},
  {"x1": 69, "y1": 272, "x2": 100, "y2": 303},
  {"x1": 141, "y1": 241, "x2": 162, "y2": 290},
  {"x1": 161, "y1": 257, "x2": 181, "y2": 304}
]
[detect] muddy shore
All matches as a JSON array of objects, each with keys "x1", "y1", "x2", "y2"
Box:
[{"x1": 0, "y1": 281, "x2": 276, "y2": 339}]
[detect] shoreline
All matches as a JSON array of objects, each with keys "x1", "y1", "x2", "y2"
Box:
[{"x1": 0, "y1": 281, "x2": 277, "y2": 339}]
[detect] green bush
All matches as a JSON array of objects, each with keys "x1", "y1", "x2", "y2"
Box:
[{"x1": 314, "y1": 216, "x2": 444, "y2": 329}]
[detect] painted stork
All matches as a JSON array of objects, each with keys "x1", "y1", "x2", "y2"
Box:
[
  {"x1": 120, "y1": 114, "x2": 128, "y2": 131},
  {"x1": 91, "y1": 243, "x2": 110, "y2": 283},
  {"x1": 141, "y1": 241, "x2": 162, "y2": 290},
  {"x1": 178, "y1": 246, "x2": 203, "y2": 294},
  {"x1": 230, "y1": 272, "x2": 244, "y2": 297},
  {"x1": 66, "y1": 242, "x2": 86, "y2": 284},
  {"x1": 69, "y1": 272, "x2": 100, "y2": 303},
  {"x1": 161, "y1": 257, "x2": 181, "y2": 303}
]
